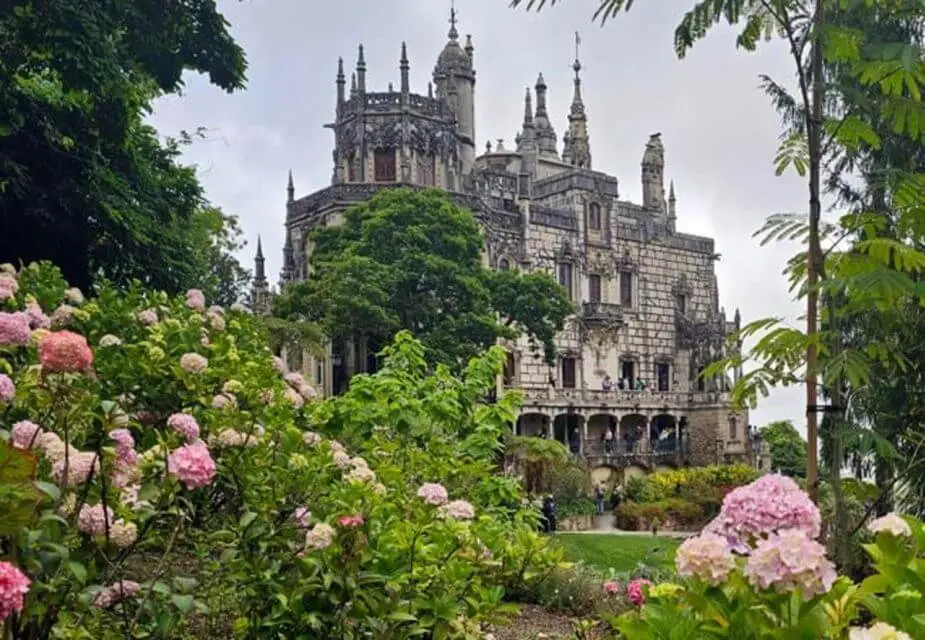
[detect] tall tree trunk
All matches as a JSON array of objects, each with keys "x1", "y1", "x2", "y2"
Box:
[{"x1": 805, "y1": 0, "x2": 826, "y2": 503}]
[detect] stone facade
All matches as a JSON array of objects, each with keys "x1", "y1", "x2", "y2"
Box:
[{"x1": 259, "y1": 13, "x2": 755, "y2": 479}]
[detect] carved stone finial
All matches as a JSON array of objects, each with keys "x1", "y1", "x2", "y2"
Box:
[
  {"x1": 448, "y1": 0, "x2": 459, "y2": 40},
  {"x1": 486, "y1": 139, "x2": 492, "y2": 152}
]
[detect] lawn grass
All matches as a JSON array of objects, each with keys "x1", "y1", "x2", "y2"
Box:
[{"x1": 554, "y1": 534, "x2": 680, "y2": 573}]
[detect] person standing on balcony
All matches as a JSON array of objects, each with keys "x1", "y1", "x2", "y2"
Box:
[
  {"x1": 619, "y1": 376, "x2": 629, "y2": 390},
  {"x1": 595, "y1": 485, "x2": 606, "y2": 515},
  {"x1": 602, "y1": 374, "x2": 613, "y2": 391},
  {"x1": 635, "y1": 377, "x2": 647, "y2": 391},
  {"x1": 604, "y1": 427, "x2": 614, "y2": 453}
]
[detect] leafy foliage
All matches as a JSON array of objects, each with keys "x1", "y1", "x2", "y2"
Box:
[
  {"x1": 0, "y1": 0, "x2": 249, "y2": 297},
  {"x1": 273, "y1": 188, "x2": 573, "y2": 370},
  {"x1": 761, "y1": 420, "x2": 808, "y2": 477}
]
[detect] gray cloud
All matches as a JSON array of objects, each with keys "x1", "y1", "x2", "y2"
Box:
[{"x1": 149, "y1": 0, "x2": 812, "y2": 434}]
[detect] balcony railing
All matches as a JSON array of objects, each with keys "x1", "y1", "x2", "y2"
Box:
[
  {"x1": 516, "y1": 386, "x2": 730, "y2": 409},
  {"x1": 578, "y1": 438, "x2": 691, "y2": 458},
  {"x1": 581, "y1": 302, "x2": 624, "y2": 327}
]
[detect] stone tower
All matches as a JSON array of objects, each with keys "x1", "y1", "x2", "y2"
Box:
[
  {"x1": 533, "y1": 73, "x2": 559, "y2": 158},
  {"x1": 641, "y1": 133, "x2": 666, "y2": 213},
  {"x1": 251, "y1": 235, "x2": 270, "y2": 314},
  {"x1": 433, "y1": 5, "x2": 476, "y2": 175},
  {"x1": 562, "y1": 34, "x2": 591, "y2": 169}
]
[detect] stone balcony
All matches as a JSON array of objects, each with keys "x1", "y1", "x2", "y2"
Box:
[
  {"x1": 580, "y1": 301, "x2": 624, "y2": 328},
  {"x1": 515, "y1": 386, "x2": 730, "y2": 413}
]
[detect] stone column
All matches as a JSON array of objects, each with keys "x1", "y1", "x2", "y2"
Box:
[
  {"x1": 644, "y1": 411, "x2": 653, "y2": 454},
  {"x1": 674, "y1": 416, "x2": 680, "y2": 452},
  {"x1": 580, "y1": 415, "x2": 588, "y2": 455}
]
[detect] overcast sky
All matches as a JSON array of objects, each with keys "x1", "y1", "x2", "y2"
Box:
[{"x1": 149, "y1": 0, "x2": 811, "y2": 432}]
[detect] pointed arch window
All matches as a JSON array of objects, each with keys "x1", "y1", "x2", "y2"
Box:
[{"x1": 374, "y1": 149, "x2": 396, "y2": 182}]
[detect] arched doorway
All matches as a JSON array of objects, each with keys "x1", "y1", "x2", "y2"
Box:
[
  {"x1": 516, "y1": 413, "x2": 550, "y2": 437},
  {"x1": 587, "y1": 413, "x2": 619, "y2": 455},
  {"x1": 553, "y1": 413, "x2": 584, "y2": 454},
  {"x1": 650, "y1": 414, "x2": 678, "y2": 453},
  {"x1": 620, "y1": 413, "x2": 647, "y2": 453}
]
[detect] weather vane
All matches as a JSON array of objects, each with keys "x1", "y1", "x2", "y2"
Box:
[
  {"x1": 575, "y1": 31, "x2": 581, "y2": 61},
  {"x1": 450, "y1": 0, "x2": 457, "y2": 29}
]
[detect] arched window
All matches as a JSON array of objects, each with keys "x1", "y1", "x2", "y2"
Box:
[
  {"x1": 498, "y1": 258, "x2": 511, "y2": 270},
  {"x1": 588, "y1": 203, "x2": 601, "y2": 230}
]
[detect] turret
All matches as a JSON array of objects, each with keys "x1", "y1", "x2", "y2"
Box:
[
  {"x1": 286, "y1": 169, "x2": 294, "y2": 204},
  {"x1": 336, "y1": 57, "x2": 345, "y2": 114},
  {"x1": 642, "y1": 133, "x2": 666, "y2": 213},
  {"x1": 433, "y1": 4, "x2": 476, "y2": 174},
  {"x1": 356, "y1": 44, "x2": 366, "y2": 94},
  {"x1": 400, "y1": 42, "x2": 410, "y2": 96}
]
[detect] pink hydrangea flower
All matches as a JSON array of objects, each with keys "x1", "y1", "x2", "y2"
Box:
[
  {"x1": 302, "y1": 431, "x2": 321, "y2": 446},
  {"x1": 0, "y1": 273, "x2": 18, "y2": 294},
  {"x1": 52, "y1": 451, "x2": 98, "y2": 485},
  {"x1": 65, "y1": 287, "x2": 84, "y2": 305},
  {"x1": 272, "y1": 356, "x2": 286, "y2": 373},
  {"x1": 627, "y1": 579, "x2": 652, "y2": 606},
  {"x1": 211, "y1": 393, "x2": 237, "y2": 410},
  {"x1": 849, "y1": 622, "x2": 912, "y2": 640},
  {"x1": 440, "y1": 499, "x2": 475, "y2": 520},
  {"x1": 179, "y1": 353, "x2": 208, "y2": 374},
  {"x1": 93, "y1": 581, "x2": 140, "y2": 608},
  {"x1": 0, "y1": 374, "x2": 14, "y2": 403},
  {"x1": 77, "y1": 503, "x2": 114, "y2": 536},
  {"x1": 167, "y1": 440, "x2": 217, "y2": 489},
  {"x1": 11, "y1": 421, "x2": 42, "y2": 450},
  {"x1": 346, "y1": 466, "x2": 376, "y2": 484},
  {"x1": 209, "y1": 314, "x2": 225, "y2": 331},
  {"x1": 99, "y1": 334, "x2": 122, "y2": 347},
  {"x1": 0, "y1": 282, "x2": 14, "y2": 303},
  {"x1": 137, "y1": 309, "x2": 158, "y2": 326},
  {"x1": 38, "y1": 330, "x2": 94, "y2": 373},
  {"x1": 0, "y1": 312, "x2": 31, "y2": 346},
  {"x1": 284, "y1": 372, "x2": 305, "y2": 389},
  {"x1": 109, "y1": 520, "x2": 138, "y2": 548},
  {"x1": 332, "y1": 450, "x2": 351, "y2": 469},
  {"x1": 284, "y1": 387, "x2": 304, "y2": 408},
  {"x1": 675, "y1": 532, "x2": 737, "y2": 585},
  {"x1": 868, "y1": 513, "x2": 912, "y2": 538},
  {"x1": 417, "y1": 483, "x2": 449, "y2": 506},
  {"x1": 338, "y1": 514, "x2": 364, "y2": 528},
  {"x1": 743, "y1": 528, "x2": 836, "y2": 599},
  {"x1": 24, "y1": 302, "x2": 49, "y2": 329},
  {"x1": 212, "y1": 429, "x2": 257, "y2": 448},
  {"x1": 185, "y1": 289, "x2": 206, "y2": 311},
  {"x1": 603, "y1": 580, "x2": 620, "y2": 594},
  {"x1": 0, "y1": 561, "x2": 30, "y2": 620},
  {"x1": 704, "y1": 474, "x2": 821, "y2": 550},
  {"x1": 167, "y1": 413, "x2": 200, "y2": 441},
  {"x1": 109, "y1": 429, "x2": 135, "y2": 450},
  {"x1": 294, "y1": 506, "x2": 311, "y2": 528}
]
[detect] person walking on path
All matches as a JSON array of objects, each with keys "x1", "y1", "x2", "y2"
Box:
[{"x1": 542, "y1": 494, "x2": 557, "y2": 533}]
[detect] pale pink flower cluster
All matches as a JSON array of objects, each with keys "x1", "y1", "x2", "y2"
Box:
[
  {"x1": 212, "y1": 393, "x2": 237, "y2": 410},
  {"x1": 167, "y1": 413, "x2": 200, "y2": 441},
  {"x1": 11, "y1": 420, "x2": 42, "y2": 450},
  {"x1": 185, "y1": 289, "x2": 206, "y2": 311},
  {"x1": 179, "y1": 352, "x2": 208, "y2": 374},
  {"x1": 704, "y1": 474, "x2": 821, "y2": 550},
  {"x1": 120, "y1": 485, "x2": 151, "y2": 510},
  {"x1": 36, "y1": 432, "x2": 77, "y2": 464},
  {"x1": 272, "y1": 356, "x2": 286, "y2": 373},
  {"x1": 603, "y1": 580, "x2": 620, "y2": 595},
  {"x1": 0, "y1": 561, "x2": 30, "y2": 620},
  {"x1": 440, "y1": 499, "x2": 475, "y2": 520},
  {"x1": 77, "y1": 503, "x2": 113, "y2": 536},
  {"x1": 137, "y1": 308, "x2": 158, "y2": 326},
  {"x1": 222, "y1": 379, "x2": 243, "y2": 394},
  {"x1": 283, "y1": 372, "x2": 317, "y2": 401},
  {"x1": 109, "y1": 429, "x2": 139, "y2": 489},
  {"x1": 332, "y1": 450, "x2": 351, "y2": 469},
  {"x1": 93, "y1": 580, "x2": 141, "y2": 608},
  {"x1": 109, "y1": 521, "x2": 138, "y2": 548},
  {"x1": 212, "y1": 428, "x2": 258, "y2": 449},
  {"x1": 849, "y1": 623, "x2": 911, "y2": 640},
  {"x1": 304, "y1": 523, "x2": 336, "y2": 551},
  {"x1": 743, "y1": 528, "x2": 836, "y2": 599},
  {"x1": 0, "y1": 311, "x2": 30, "y2": 346},
  {"x1": 0, "y1": 273, "x2": 18, "y2": 303},
  {"x1": 39, "y1": 330, "x2": 93, "y2": 372},
  {"x1": 0, "y1": 374, "x2": 14, "y2": 403},
  {"x1": 99, "y1": 334, "x2": 122, "y2": 347},
  {"x1": 627, "y1": 579, "x2": 652, "y2": 606},
  {"x1": 52, "y1": 451, "x2": 99, "y2": 485},
  {"x1": 302, "y1": 431, "x2": 321, "y2": 446},
  {"x1": 346, "y1": 465, "x2": 376, "y2": 484},
  {"x1": 284, "y1": 387, "x2": 304, "y2": 408},
  {"x1": 50, "y1": 304, "x2": 76, "y2": 328},
  {"x1": 868, "y1": 513, "x2": 912, "y2": 538},
  {"x1": 330, "y1": 440, "x2": 346, "y2": 453},
  {"x1": 294, "y1": 506, "x2": 311, "y2": 528},
  {"x1": 209, "y1": 313, "x2": 225, "y2": 331},
  {"x1": 417, "y1": 483, "x2": 449, "y2": 506},
  {"x1": 65, "y1": 287, "x2": 85, "y2": 305},
  {"x1": 24, "y1": 302, "x2": 49, "y2": 329},
  {"x1": 230, "y1": 302, "x2": 248, "y2": 313},
  {"x1": 167, "y1": 440, "x2": 217, "y2": 489},
  {"x1": 338, "y1": 514, "x2": 364, "y2": 527},
  {"x1": 675, "y1": 532, "x2": 737, "y2": 585}
]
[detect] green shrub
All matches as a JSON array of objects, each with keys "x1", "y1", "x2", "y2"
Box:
[
  {"x1": 615, "y1": 499, "x2": 704, "y2": 530},
  {"x1": 525, "y1": 566, "x2": 630, "y2": 618},
  {"x1": 558, "y1": 497, "x2": 597, "y2": 519}
]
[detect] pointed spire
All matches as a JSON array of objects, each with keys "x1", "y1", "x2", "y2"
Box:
[
  {"x1": 669, "y1": 180, "x2": 676, "y2": 202},
  {"x1": 523, "y1": 87, "x2": 533, "y2": 125},
  {"x1": 350, "y1": 72, "x2": 357, "y2": 98},
  {"x1": 570, "y1": 32, "x2": 585, "y2": 116},
  {"x1": 336, "y1": 57, "x2": 346, "y2": 110},
  {"x1": 534, "y1": 73, "x2": 548, "y2": 118},
  {"x1": 448, "y1": 0, "x2": 459, "y2": 40},
  {"x1": 465, "y1": 34, "x2": 474, "y2": 63},
  {"x1": 252, "y1": 235, "x2": 269, "y2": 314},
  {"x1": 356, "y1": 44, "x2": 366, "y2": 93},
  {"x1": 287, "y1": 170, "x2": 294, "y2": 204},
  {"x1": 427, "y1": 81, "x2": 433, "y2": 98},
  {"x1": 256, "y1": 235, "x2": 264, "y2": 260}
]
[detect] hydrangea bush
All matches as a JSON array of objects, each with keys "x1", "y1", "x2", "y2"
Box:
[
  {"x1": 0, "y1": 262, "x2": 560, "y2": 639},
  {"x1": 608, "y1": 473, "x2": 925, "y2": 640}
]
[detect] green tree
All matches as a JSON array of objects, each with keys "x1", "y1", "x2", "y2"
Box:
[
  {"x1": 0, "y1": 0, "x2": 247, "y2": 293},
  {"x1": 184, "y1": 206, "x2": 251, "y2": 306},
  {"x1": 761, "y1": 420, "x2": 808, "y2": 477},
  {"x1": 273, "y1": 188, "x2": 573, "y2": 373}
]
